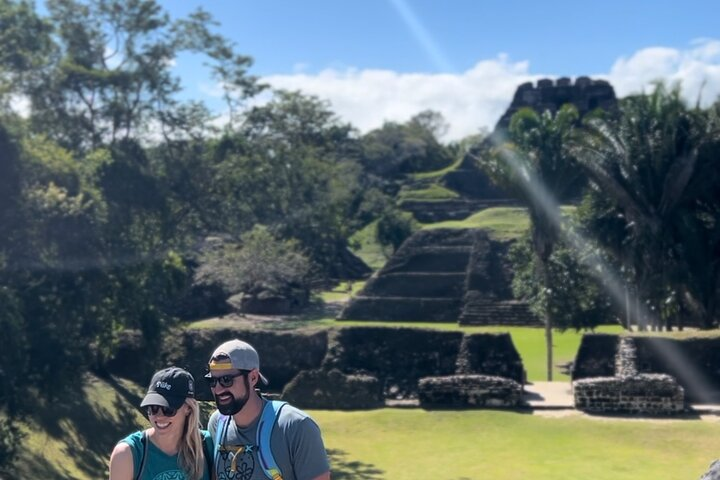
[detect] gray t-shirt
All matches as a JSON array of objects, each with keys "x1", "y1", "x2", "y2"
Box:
[
  {"x1": 700, "y1": 460, "x2": 720, "y2": 480},
  {"x1": 208, "y1": 400, "x2": 329, "y2": 480}
]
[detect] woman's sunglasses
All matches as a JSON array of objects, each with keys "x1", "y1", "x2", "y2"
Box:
[
  {"x1": 147, "y1": 405, "x2": 178, "y2": 417},
  {"x1": 205, "y1": 370, "x2": 249, "y2": 388}
]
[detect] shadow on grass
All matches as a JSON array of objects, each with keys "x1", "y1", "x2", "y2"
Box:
[
  {"x1": 29, "y1": 375, "x2": 144, "y2": 478},
  {"x1": 582, "y1": 410, "x2": 704, "y2": 421},
  {"x1": 327, "y1": 448, "x2": 384, "y2": 479}
]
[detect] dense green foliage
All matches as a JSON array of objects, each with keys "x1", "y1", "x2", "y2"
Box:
[
  {"x1": 570, "y1": 84, "x2": 720, "y2": 330},
  {"x1": 195, "y1": 225, "x2": 312, "y2": 306},
  {"x1": 0, "y1": 1, "x2": 458, "y2": 440},
  {"x1": 509, "y1": 232, "x2": 614, "y2": 332}
]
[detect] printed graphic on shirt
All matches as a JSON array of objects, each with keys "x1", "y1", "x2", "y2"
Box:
[
  {"x1": 150, "y1": 471, "x2": 185, "y2": 480},
  {"x1": 217, "y1": 443, "x2": 256, "y2": 480}
]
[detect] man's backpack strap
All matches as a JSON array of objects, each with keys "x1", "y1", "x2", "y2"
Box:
[
  {"x1": 256, "y1": 400, "x2": 287, "y2": 480},
  {"x1": 136, "y1": 431, "x2": 150, "y2": 480}
]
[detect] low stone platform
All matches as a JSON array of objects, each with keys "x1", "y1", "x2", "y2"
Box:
[
  {"x1": 418, "y1": 374, "x2": 523, "y2": 408},
  {"x1": 574, "y1": 373, "x2": 685, "y2": 415}
]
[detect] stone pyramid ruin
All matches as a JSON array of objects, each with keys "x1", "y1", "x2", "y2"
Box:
[{"x1": 338, "y1": 228, "x2": 540, "y2": 325}]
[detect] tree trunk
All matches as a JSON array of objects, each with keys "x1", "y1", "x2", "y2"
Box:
[
  {"x1": 536, "y1": 255, "x2": 553, "y2": 381},
  {"x1": 545, "y1": 310, "x2": 553, "y2": 381}
]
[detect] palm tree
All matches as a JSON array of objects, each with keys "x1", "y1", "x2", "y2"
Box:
[
  {"x1": 570, "y1": 83, "x2": 720, "y2": 329},
  {"x1": 485, "y1": 104, "x2": 582, "y2": 380}
]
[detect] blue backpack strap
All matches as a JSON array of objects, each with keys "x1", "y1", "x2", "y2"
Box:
[
  {"x1": 256, "y1": 400, "x2": 287, "y2": 480},
  {"x1": 213, "y1": 414, "x2": 230, "y2": 475},
  {"x1": 202, "y1": 431, "x2": 214, "y2": 479}
]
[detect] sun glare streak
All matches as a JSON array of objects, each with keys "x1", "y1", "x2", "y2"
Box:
[
  {"x1": 477, "y1": 136, "x2": 717, "y2": 403},
  {"x1": 387, "y1": 0, "x2": 455, "y2": 72}
]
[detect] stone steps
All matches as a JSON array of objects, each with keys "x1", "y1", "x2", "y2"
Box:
[
  {"x1": 459, "y1": 301, "x2": 542, "y2": 326},
  {"x1": 339, "y1": 296, "x2": 462, "y2": 322}
]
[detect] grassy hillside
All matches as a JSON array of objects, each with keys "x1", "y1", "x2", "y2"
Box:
[
  {"x1": 6, "y1": 375, "x2": 146, "y2": 479},
  {"x1": 7, "y1": 372, "x2": 719, "y2": 479},
  {"x1": 423, "y1": 206, "x2": 530, "y2": 239},
  {"x1": 397, "y1": 183, "x2": 460, "y2": 202}
]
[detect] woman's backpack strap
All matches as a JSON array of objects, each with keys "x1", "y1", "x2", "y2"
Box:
[{"x1": 136, "y1": 430, "x2": 149, "y2": 480}]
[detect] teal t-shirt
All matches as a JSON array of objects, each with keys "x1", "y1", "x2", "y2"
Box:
[{"x1": 120, "y1": 429, "x2": 212, "y2": 480}]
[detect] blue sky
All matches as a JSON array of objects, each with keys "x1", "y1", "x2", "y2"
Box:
[{"x1": 162, "y1": 0, "x2": 720, "y2": 140}]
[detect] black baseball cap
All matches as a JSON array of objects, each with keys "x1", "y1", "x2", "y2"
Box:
[{"x1": 140, "y1": 367, "x2": 195, "y2": 410}]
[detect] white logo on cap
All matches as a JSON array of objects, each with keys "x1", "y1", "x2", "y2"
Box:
[{"x1": 156, "y1": 381, "x2": 172, "y2": 391}]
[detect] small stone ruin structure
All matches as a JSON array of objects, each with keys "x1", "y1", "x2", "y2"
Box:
[
  {"x1": 572, "y1": 333, "x2": 720, "y2": 405},
  {"x1": 339, "y1": 228, "x2": 540, "y2": 326},
  {"x1": 282, "y1": 327, "x2": 525, "y2": 409},
  {"x1": 495, "y1": 76, "x2": 618, "y2": 130},
  {"x1": 418, "y1": 374, "x2": 522, "y2": 409},
  {"x1": 573, "y1": 336, "x2": 685, "y2": 415}
]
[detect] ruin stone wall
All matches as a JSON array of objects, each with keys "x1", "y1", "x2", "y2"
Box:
[
  {"x1": 573, "y1": 333, "x2": 720, "y2": 403},
  {"x1": 496, "y1": 76, "x2": 618, "y2": 130},
  {"x1": 573, "y1": 374, "x2": 685, "y2": 415},
  {"x1": 104, "y1": 326, "x2": 525, "y2": 407},
  {"x1": 282, "y1": 369, "x2": 384, "y2": 410},
  {"x1": 322, "y1": 327, "x2": 524, "y2": 400},
  {"x1": 418, "y1": 374, "x2": 522, "y2": 408},
  {"x1": 339, "y1": 296, "x2": 462, "y2": 321},
  {"x1": 571, "y1": 333, "x2": 619, "y2": 379},
  {"x1": 361, "y1": 272, "x2": 466, "y2": 297}
]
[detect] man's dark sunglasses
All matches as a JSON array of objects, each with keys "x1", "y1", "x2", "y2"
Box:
[
  {"x1": 147, "y1": 405, "x2": 178, "y2": 417},
  {"x1": 205, "y1": 370, "x2": 249, "y2": 388}
]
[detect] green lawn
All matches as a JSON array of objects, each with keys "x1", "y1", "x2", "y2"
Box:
[
  {"x1": 312, "y1": 408, "x2": 720, "y2": 479},
  {"x1": 12, "y1": 373, "x2": 719, "y2": 479}
]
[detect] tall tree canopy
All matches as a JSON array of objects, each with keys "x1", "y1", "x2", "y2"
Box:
[
  {"x1": 2, "y1": 0, "x2": 261, "y2": 151},
  {"x1": 571, "y1": 83, "x2": 720, "y2": 329},
  {"x1": 483, "y1": 104, "x2": 582, "y2": 379}
]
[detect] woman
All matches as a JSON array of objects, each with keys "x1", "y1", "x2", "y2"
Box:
[{"x1": 109, "y1": 366, "x2": 212, "y2": 480}]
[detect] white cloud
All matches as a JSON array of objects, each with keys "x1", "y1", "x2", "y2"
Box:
[
  {"x1": 606, "y1": 39, "x2": 720, "y2": 106},
  {"x1": 262, "y1": 54, "x2": 540, "y2": 141},
  {"x1": 196, "y1": 40, "x2": 720, "y2": 142}
]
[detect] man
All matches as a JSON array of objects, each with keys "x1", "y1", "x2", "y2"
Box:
[{"x1": 206, "y1": 339, "x2": 331, "y2": 480}]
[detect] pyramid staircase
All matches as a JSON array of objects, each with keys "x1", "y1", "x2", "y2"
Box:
[{"x1": 339, "y1": 228, "x2": 541, "y2": 326}]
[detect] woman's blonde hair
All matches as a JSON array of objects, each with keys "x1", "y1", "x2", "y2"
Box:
[{"x1": 178, "y1": 399, "x2": 206, "y2": 480}]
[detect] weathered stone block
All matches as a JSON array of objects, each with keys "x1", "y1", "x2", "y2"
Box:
[
  {"x1": 281, "y1": 369, "x2": 383, "y2": 410},
  {"x1": 418, "y1": 374, "x2": 522, "y2": 408},
  {"x1": 573, "y1": 373, "x2": 685, "y2": 415}
]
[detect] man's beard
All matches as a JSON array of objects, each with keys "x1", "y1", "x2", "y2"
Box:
[{"x1": 215, "y1": 376, "x2": 251, "y2": 416}]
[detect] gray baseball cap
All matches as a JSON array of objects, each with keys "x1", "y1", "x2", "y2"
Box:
[{"x1": 206, "y1": 339, "x2": 269, "y2": 385}]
